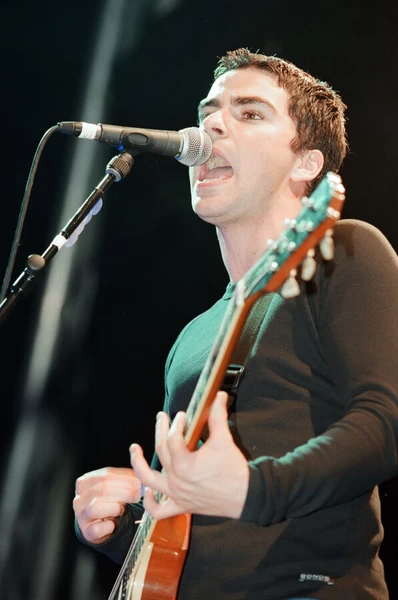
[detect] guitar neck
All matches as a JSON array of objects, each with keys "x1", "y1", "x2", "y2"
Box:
[{"x1": 184, "y1": 287, "x2": 259, "y2": 450}]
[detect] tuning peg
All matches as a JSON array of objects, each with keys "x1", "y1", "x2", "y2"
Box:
[
  {"x1": 281, "y1": 269, "x2": 300, "y2": 298},
  {"x1": 284, "y1": 218, "x2": 297, "y2": 230},
  {"x1": 301, "y1": 249, "x2": 317, "y2": 281},
  {"x1": 319, "y1": 229, "x2": 334, "y2": 260},
  {"x1": 267, "y1": 239, "x2": 278, "y2": 251}
]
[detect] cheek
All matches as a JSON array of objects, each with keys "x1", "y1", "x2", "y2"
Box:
[
  {"x1": 246, "y1": 147, "x2": 291, "y2": 180},
  {"x1": 239, "y1": 155, "x2": 268, "y2": 184}
]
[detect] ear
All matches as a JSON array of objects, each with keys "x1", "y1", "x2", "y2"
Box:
[{"x1": 291, "y1": 149, "x2": 324, "y2": 184}]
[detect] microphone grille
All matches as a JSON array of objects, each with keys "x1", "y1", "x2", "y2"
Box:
[{"x1": 177, "y1": 127, "x2": 212, "y2": 166}]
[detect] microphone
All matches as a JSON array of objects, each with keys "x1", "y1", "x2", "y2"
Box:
[{"x1": 57, "y1": 122, "x2": 212, "y2": 166}]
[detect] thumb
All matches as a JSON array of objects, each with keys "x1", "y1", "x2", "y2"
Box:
[{"x1": 207, "y1": 391, "x2": 232, "y2": 441}]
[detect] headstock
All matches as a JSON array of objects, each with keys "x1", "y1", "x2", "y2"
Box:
[{"x1": 238, "y1": 172, "x2": 345, "y2": 304}]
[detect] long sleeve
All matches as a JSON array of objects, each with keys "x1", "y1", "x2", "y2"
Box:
[{"x1": 241, "y1": 219, "x2": 398, "y2": 525}]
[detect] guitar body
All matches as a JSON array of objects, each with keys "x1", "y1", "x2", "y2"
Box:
[{"x1": 121, "y1": 514, "x2": 191, "y2": 600}]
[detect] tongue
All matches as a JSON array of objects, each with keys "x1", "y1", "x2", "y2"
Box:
[{"x1": 203, "y1": 166, "x2": 233, "y2": 180}]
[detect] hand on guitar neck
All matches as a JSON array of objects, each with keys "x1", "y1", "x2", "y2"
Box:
[
  {"x1": 130, "y1": 391, "x2": 250, "y2": 520},
  {"x1": 73, "y1": 466, "x2": 142, "y2": 545}
]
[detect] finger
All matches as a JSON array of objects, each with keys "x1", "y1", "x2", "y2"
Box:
[
  {"x1": 130, "y1": 444, "x2": 170, "y2": 496},
  {"x1": 82, "y1": 518, "x2": 117, "y2": 544},
  {"x1": 75, "y1": 467, "x2": 141, "y2": 495},
  {"x1": 207, "y1": 391, "x2": 232, "y2": 445},
  {"x1": 166, "y1": 411, "x2": 189, "y2": 458},
  {"x1": 143, "y1": 487, "x2": 182, "y2": 521},
  {"x1": 74, "y1": 478, "x2": 142, "y2": 507},
  {"x1": 80, "y1": 499, "x2": 127, "y2": 523},
  {"x1": 210, "y1": 390, "x2": 229, "y2": 419},
  {"x1": 168, "y1": 411, "x2": 186, "y2": 439},
  {"x1": 155, "y1": 412, "x2": 173, "y2": 471}
]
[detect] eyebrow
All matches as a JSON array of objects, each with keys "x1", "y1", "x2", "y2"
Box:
[{"x1": 197, "y1": 95, "x2": 278, "y2": 121}]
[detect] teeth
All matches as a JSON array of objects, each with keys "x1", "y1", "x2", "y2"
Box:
[
  {"x1": 206, "y1": 153, "x2": 229, "y2": 170},
  {"x1": 206, "y1": 155, "x2": 218, "y2": 170},
  {"x1": 202, "y1": 177, "x2": 227, "y2": 182}
]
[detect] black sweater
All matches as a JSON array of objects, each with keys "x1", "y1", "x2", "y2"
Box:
[{"x1": 84, "y1": 220, "x2": 398, "y2": 599}]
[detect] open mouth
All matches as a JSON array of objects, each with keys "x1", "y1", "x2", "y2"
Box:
[{"x1": 198, "y1": 153, "x2": 234, "y2": 183}]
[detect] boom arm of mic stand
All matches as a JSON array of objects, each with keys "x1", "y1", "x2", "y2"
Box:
[{"x1": 0, "y1": 151, "x2": 134, "y2": 326}]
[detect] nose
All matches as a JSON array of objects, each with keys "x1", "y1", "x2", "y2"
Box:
[{"x1": 203, "y1": 110, "x2": 228, "y2": 140}]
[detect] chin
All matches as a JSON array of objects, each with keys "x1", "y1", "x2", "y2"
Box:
[{"x1": 191, "y1": 203, "x2": 221, "y2": 226}]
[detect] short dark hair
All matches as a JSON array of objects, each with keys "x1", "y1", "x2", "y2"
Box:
[{"x1": 214, "y1": 48, "x2": 348, "y2": 193}]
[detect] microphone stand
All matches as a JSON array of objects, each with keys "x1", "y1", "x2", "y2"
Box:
[{"x1": 0, "y1": 151, "x2": 135, "y2": 326}]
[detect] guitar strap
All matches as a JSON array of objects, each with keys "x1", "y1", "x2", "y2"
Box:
[
  {"x1": 221, "y1": 293, "x2": 274, "y2": 399},
  {"x1": 199, "y1": 293, "x2": 274, "y2": 443}
]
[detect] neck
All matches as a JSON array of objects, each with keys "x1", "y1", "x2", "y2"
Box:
[{"x1": 216, "y1": 196, "x2": 303, "y2": 282}]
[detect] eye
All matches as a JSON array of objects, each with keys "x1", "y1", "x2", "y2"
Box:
[{"x1": 241, "y1": 109, "x2": 263, "y2": 120}]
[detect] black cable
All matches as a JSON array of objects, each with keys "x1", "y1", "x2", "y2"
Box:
[{"x1": 0, "y1": 125, "x2": 59, "y2": 303}]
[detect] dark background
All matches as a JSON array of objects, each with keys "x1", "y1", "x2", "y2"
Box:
[{"x1": 1, "y1": 1, "x2": 397, "y2": 599}]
